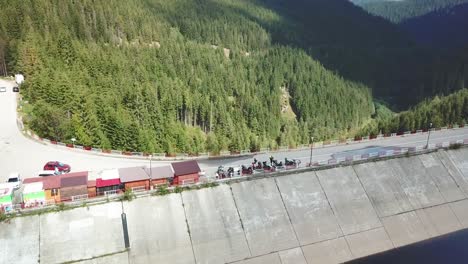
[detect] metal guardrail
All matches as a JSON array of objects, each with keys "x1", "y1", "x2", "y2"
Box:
[
  {"x1": 6, "y1": 139, "x2": 467, "y2": 216},
  {"x1": 16, "y1": 116, "x2": 468, "y2": 162}
]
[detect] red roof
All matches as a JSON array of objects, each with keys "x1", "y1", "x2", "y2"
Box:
[
  {"x1": 62, "y1": 171, "x2": 88, "y2": 178},
  {"x1": 96, "y1": 178, "x2": 121, "y2": 188},
  {"x1": 60, "y1": 171, "x2": 88, "y2": 188},
  {"x1": 23, "y1": 177, "x2": 60, "y2": 189},
  {"x1": 171, "y1": 160, "x2": 201, "y2": 177},
  {"x1": 61, "y1": 176, "x2": 87, "y2": 188}
]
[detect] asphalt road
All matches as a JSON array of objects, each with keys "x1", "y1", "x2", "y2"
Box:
[{"x1": 1, "y1": 79, "x2": 467, "y2": 182}]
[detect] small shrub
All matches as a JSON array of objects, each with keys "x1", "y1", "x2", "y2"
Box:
[
  {"x1": 55, "y1": 203, "x2": 67, "y2": 212},
  {"x1": 207, "y1": 182, "x2": 218, "y2": 188},
  {"x1": 201, "y1": 182, "x2": 218, "y2": 189},
  {"x1": 155, "y1": 186, "x2": 170, "y2": 196},
  {"x1": 174, "y1": 186, "x2": 183, "y2": 193},
  {"x1": 0, "y1": 211, "x2": 7, "y2": 222},
  {"x1": 121, "y1": 189, "x2": 135, "y2": 201}
]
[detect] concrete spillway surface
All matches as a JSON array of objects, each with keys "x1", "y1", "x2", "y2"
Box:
[
  {"x1": 78, "y1": 252, "x2": 129, "y2": 264},
  {"x1": 353, "y1": 161, "x2": 413, "y2": 218},
  {"x1": 182, "y1": 185, "x2": 250, "y2": 264},
  {"x1": 437, "y1": 150, "x2": 468, "y2": 196},
  {"x1": 445, "y1": 148, "x2": 468, "y2": 195},
  {"x1": 275, "y1": 171, "x2": 342, "y2": 244},
  {"x1": 231, "y1": 178, "x2": 299, "y2": 256},
  {"x1": 302, "y1": 237, "x2": 353, "y2": 263},
  {"x1": 381, "y1": 211, "x2": 431, "y2": 247},
  {"x1": 123, "y1": 194, "x2": 195, "y2": 264},
  {"x1": 387, "y1": 157, "x2": 445, "y2": 209},
  {"x1": 418, "y1": 153, "x2": 465, "y2": 202},
  {"x1": 40, "y1": 202, "x2": 125, "y2": 264},
  {"x1": 0, "y1": 216, "x2": 40, "y2": 264},
  {"x1": 3, "y1": 149, "x2": 468, "y2": 263},
  {"x1": 316, "y1": 166, "x2": 381, "y2": 235}
]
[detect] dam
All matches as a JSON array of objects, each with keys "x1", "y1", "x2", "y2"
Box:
[{"x1": 1, "y1": 148, "x2": 468, "y2": 264}]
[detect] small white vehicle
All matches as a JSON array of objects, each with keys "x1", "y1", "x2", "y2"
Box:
[
  {"x1": 7, "y1": 172, "x2": 21, "y2": 189},
  {"x1": 0, "y1": 87, "x2": 6, "y2": 92},
  {"x1": 37, "y1": 170, "x2": 58, "y2": 177}
]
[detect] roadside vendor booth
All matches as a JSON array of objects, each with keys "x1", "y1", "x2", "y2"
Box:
[
  {"x1": 89, "y1": 169, "x2": 122, "y2": 196},
  {"x1": 23, "y1": 182, "x2": 46, "y2": 208},
  {"x1": 0, "y1": 184, "x2": 14, "y2": 213}
]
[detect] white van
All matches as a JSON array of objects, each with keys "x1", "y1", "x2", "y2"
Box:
[{"x1": 7, "y1": 172, "x2": 21, "y2": 189}]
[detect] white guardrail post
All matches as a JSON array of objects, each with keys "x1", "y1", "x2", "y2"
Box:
[{"x1": 336, "y1": 157, "x2": 345, "y2": 163}]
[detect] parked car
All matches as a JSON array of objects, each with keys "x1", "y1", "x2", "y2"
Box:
[
  {"x1": 7, "y1": 172, "x2": 21, "y2": 189},
  {"x1": 37, "y1": 170, "x2": 59, "y2": 177},
  {"x1": 0, "y1": 87, "x2": 6, "y2": 92},
  {"x1": 43, "y1": 161, "x2": 71, "y2": 173},
  {"x1": 12, "y1": 86, "x2": 19, "y2": 92}
]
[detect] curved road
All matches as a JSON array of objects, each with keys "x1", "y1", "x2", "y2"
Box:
[{"x1": 1, "y1": 79, "x2": 467, "y2": 181}]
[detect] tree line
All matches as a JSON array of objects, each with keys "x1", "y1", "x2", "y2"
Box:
[
  {"x1": 0, "y1": 0, "x2": 466, "y2": 154},
  {"x1": 0, "y1": 0, "x2": 375, "y2": 153}
]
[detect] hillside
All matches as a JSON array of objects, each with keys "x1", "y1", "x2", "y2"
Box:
[
  {"x1": 401, "y1": 3, "x2": 468, "y2": 48},
  {"x1": 358, "y1": 0, "x2": 468, "y2": 23},
  {"x1": 351, "y1": 0, "x2": 468, "y2": 104},
  {"x1": 359, "y1": 88, "x2": 468, "y2": 136},
  {"x1": 258, "y1": 0, "x2": 427, "y2": 105},
  {"x1": 0, "y1": 0, "x2": 466, "y2": 154},
  {"x1": 0, "y1": 0, "x2": 376, "y2": 153}
]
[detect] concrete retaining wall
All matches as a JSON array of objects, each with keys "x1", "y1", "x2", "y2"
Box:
[{"x1": 2, "y1": 148, "x2": 468, "y2": 264}]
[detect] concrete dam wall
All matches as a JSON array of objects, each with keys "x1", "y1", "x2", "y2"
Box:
[{"x1": 2, "y1": 148, "x2": 468, "y2": 264}]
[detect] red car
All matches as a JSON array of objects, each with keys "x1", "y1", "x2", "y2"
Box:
[{"x1": 43, "y1": 161, "x2": 71, "y2": 173}]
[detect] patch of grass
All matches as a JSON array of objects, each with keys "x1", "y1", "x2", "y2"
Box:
[
  {"x1": 0, "y1": 211, "x2": 7, "y2": 222},
  {"x1": 201, "y1": 182, "x2": 219, "y2": 188},
  {"x1": 155, "y1": 185, "x2": 170, "y2": 196},
  {"x1": 174, "y1": 186, "x2": 183, "y2": 193},
  {"x1": 55, "y1": 203, "x2": 67, "y2": 212}
]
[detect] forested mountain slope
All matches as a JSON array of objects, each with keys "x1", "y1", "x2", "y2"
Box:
[
  {"x1": 401, "y1": 3, "x2": 468, "y2": 49},
  {"x1": 0, "y1": 0, "x2": 375, "y2": 153},
  {"x1": 350, "y1": 0, "x2": 468, "y2": 103},
  {"x1": 256, "y1": 0, "x2": 426, "y2": 105},
  {"x1": 0, "y1": 0, "x2": 466, "y2": 153},
  {"x1": 359, "y1": 89, "x2": 468, "y2": 136},
  {"x1": 357, "y1": 0, "x2": 468, "y2": 23}
]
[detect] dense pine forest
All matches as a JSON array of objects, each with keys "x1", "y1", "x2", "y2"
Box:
[
  {"x1": 357, "y1": 0, "x2": 468, "y2": 23},
  {"x1": 359, "y1": 89, "x2": 468, "y2": 136},
  {"x1": 401, "y1": 3, "x2": 468, "y2": 49},
  {"x1": 0, "y1": 0, "x2": 467, "y2": 153}
]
